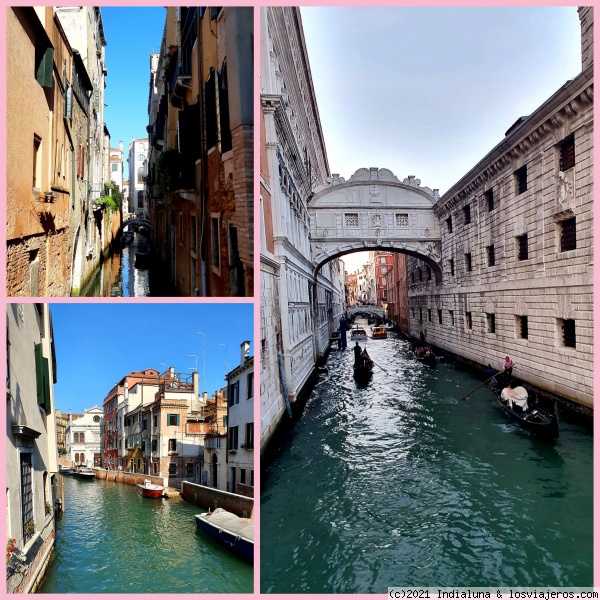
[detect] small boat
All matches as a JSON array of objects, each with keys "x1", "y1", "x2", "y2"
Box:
[
  {"x1": 353, "y1": 359, "x2": 374, "y2": 381},
  {"x1": 194, "y1": 508, "x2": 254, "y2": 564},
  {"x1": 121, "y1": 231, "x2": 134, "y2": 245},
  {"x1": 73, "y1": 467, "x2": 96, "y2": 479},
  {"x1": 490, "y1": 381, "x2": 558, "y2": 438},
  {"x1": 134, "y1": 252, "x2": 153, "y2": 269},
  {"x1": 136, "y1": 479, "x2": 165, "y2": 498},
  {"x1": 415, "y1": 346, "x2": 436, "y2": 367},
  {"x1": 59, "y1": 465, "x2": 74, "y2": 475},
  {"x1": 371, "y1": 326, "x2": 387, "y2": 339},
  {"x1": 350, "y1": 328, "x2": 368, "y2": 341}
]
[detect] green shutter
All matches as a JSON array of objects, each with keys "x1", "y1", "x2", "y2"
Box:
[
  {"x1": 36, "y1": 47, "x2": 54, "y2": 88},
  {"x1": 176, "y1": 414, "x2": 180, "y2": 426},
  {"x1": 42, "y1": 356, "x2": 51, "y2": 413},
  {"x1": 35, "y1": 343, "x2": 44, "y2": 406}
]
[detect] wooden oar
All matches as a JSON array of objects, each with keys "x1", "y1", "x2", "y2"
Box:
[
  {"x1": 370, "y1": 358, "x2": 390, "y2": 375},
  {"x1": 461, "y1": 370, "x2": 505, "y2": 401}
]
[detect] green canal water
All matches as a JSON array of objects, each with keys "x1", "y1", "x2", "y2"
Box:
[
  {"x1": 261, "y1": 335, "x2": 593, "y2": 593},
  {"x1": 39, "y1": 477, "x2": 253, "y2": 593}
]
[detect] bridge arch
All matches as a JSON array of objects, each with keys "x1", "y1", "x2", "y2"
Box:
[
  {"x1": 308, "y1": 168, "x2": 443, "y2": 282},
  {"x1": 122, "y1": 217, "x2": 151, "y2": 230}
]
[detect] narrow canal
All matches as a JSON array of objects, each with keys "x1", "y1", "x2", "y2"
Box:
[
  {"x1": 261, "y1": 331, "x2": 593, "y2": 593},
  {"x1": 81, "y1": 231, "x2": 168, "y2": 297},
  {"x1": 39, "y1": 477, "x2": 253, "y2": 593}
]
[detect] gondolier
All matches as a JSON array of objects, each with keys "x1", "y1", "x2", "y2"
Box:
[{"x1": 353, "y1": 342, "x2": 363, "y2": 366}]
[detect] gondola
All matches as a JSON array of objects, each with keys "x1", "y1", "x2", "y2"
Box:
[
  {"x1": 490, "y1": 380, "x2": 558, "y2": 438},
  {"x1": 353, "y1": 360, "x2": 374, "y2": 381},
  {"x1": 414, "y1": 346, "x2": 436, "y2": 367}
]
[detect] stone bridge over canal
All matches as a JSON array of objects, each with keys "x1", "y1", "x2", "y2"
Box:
[
  {"x1": 308, "y1": 168, "x2": 443, "y2": 281},
  {"x1": 346, "y1": 305, "x2": 385, "y2": 319},
  {"x1": 122, "y1": 217, "x2": 151, "y2": 230}
]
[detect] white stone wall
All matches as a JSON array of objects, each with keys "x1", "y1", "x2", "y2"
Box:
[
  {"x1": 260, "y1": 7, "x2": 345, "y2": 450},
  {"x1": 408, "y1": 63, "x2": 593, "y2": 408}
]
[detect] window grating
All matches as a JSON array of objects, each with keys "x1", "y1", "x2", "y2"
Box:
[
  {"x1": 487, "y1": 245, "x2": 496, "y2": 267},
  {"x1": 449, "y1": 258, "x2": 455, "y2": 276},
  {"x1": 438, "y1": 309, "x2": 443, "y2": 325},
  {"x1": 559, "y1": 135, "x2": 575, "y2": 171},
  {"x1": 562, "y1": 319, "x2": 576, "y2": 348},
  {"x1": 519, "y1": 315, "x2": 529, "y2": 339},
  {"x1": 517, "y1": 234, "x2": 528, "y2": 260},
  {"x1": 345, "y1": 213, "x2": 359, "y2": 227},
  {"x1": 463, "y1": 205, "x2": 471, "y2": 225},
  {"x1": 515, "y1": 165, "x2": 528, "y2": 195},
  {"x1": 21, "y1": 453, "x2": 33, "y2": 540},
  {"x1": 449, "y1": 310, "x2": 455, "y2": 326},
  {"x1": 485, "y1": 188, "x2": 494, "y2": 212},
  {"x1": 560, "y1": 217, "x2": 576, "y2": 252},
  {"x1": 487, "y1": 313, "x2": 496, "y2": 334},
  {"x1": 447, "y1": 217, "x2": 453, "y2": 233},
  {"x1": 466, "y1": 312, "x2": 472, "y2": 329},
  {"x1": 465, "y1": 252, "x2": 472, "y2": 272},
  {"x1": 396, "y1": 213, "x2": 408, "y2": 227}
]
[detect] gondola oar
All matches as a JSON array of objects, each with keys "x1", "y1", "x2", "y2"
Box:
[
  {"x1": 370, "y1": 358, "x2": 390, "y2": 375},
  {"x1": 461, "y1": 370, "x2": 505, "y2": 401}
]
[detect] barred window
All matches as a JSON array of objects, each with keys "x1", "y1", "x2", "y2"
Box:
[
  {"x1": 463, "y1": 204, "x2": 471, "y2": 225},
  {"x1": 487, "y1": 313, "x2": 496, "y2": 334},
  {"x1": 560, "y1": 217, "x2": 576, "y2": 252},
  {"x1": 449, "y1": 310, "x2": 455, "y2": 326},
  {"x1": 345, "y1": 213, "x2": 359, "y2": 227},
  {"x1": 465, "y1": 252, "x2": 472, "y2": 272},
  {"x1": 487, "y1": 245, "x2": 496, "y2": 267},
  {"x1": 447, "y1": 217, "x2": 453, "y2": 233},
  {"x1": 449, "y1": 258, "x2": 455, "y2": 276},
  {"x1": 396, "y1": 213, "x2": 408, "y2": 227},
  {"x1": 465, "y1": 312, "x2": 472, "y2": 330},
  {"x1": 515, "y1": 165, "x2": 528, "y2": 195},
  {"x1": 518, "y1": 315, "x2": 529, "y2": 339},
  {"x1": 438, "y1": 309, "x2": 443, "y2": 325},
  {"x1": 426, "y1": 266, "x2": 432, "y2": 280},
  {"x1": 562, "y1": 319, "x2": 576, "y2": 348},
  {"x1": 517, "y1": 234, "x2": 528, "y2": 260},
  {"x1": 485, "y1": 188, "x2": 494, "y2": 212},
  {"x1": 559, "y1": 135, "x2": 575, "y2": 171},
  {"x1": 427, "y1": 309, "x2": 432, "y2": 323}
]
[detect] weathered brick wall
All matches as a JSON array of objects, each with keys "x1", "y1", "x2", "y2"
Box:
[
  {"x1": 94, "y1": 468, "x2": 165, "y2": 487},
  {"x1": 579, "y1": 7, "x2": 593, "y2": 71},
  {"x1": 181, "y1": 481, "x2": 254, "y2": 518}
]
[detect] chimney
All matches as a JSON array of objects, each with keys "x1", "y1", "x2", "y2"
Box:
[
  {"x1": 240, "y1": 341, "x2": 251, "y2": 365},
  {"x1": 119, "y1": 140, "x2": 123, "y2": 154},
  {"x1": 169, "y1": 366, "x2": 175, "y2": 379},
  {"x1": 578, "y1": 7, "x2": 594, "y2": 71},
  {"x1": 193, "y1": 372, "x2": 199, "y2": 396},
  {"x1": 124, "y1": 381, "x2": 129, "y2": 401}
]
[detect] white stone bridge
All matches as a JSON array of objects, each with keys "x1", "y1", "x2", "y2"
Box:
[
  {"x1": 346, "y1": 305, "x2": 385, "y2": 318},
  {"x1": 122, "y1": 216, "x2": 151, "y2": 230},
  {"x1": 308, "y1": 168, "x2": 443, "y2": 281}
]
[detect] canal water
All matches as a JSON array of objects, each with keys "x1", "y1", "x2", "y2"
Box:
[
  {"x1": 261, "y1": 332, "x2": 593, "y2": 593},
  {"x1": 39, "y1": 477, "x2": 253, "y2": 593},
  {"x1": 81, "y1": 232, "x2": 152, "y2": 297}
]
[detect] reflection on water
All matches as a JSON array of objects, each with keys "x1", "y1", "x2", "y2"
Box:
[
  {"x1": 82, "y1": 232, "x2": 150, "y2": 297},
  {"x1": 38, "y1": 477, "x2": 253, "y2": 593},
  {"x1": 261, "y1": 334, "x2": 593, "y2": 593}
]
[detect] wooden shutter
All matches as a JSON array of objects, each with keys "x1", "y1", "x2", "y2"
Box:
[{"x1": 36, "y1": 47, "x2": 54, "y2": 88}]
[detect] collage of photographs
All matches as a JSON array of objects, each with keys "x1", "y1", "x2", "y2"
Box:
[{"x1": 2, "y1": 3, "x2": 593, "y2": 596}]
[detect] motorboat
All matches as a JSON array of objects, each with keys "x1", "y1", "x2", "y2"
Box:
[
  {"x1": 371, "y1": 326, "x2": 387, "y2": 339},
  {"x1": 350, "y1": 327, "x2": 368, "y2": 341},
  {"x1": 73, "y1": 467, "x2": 96, "y2": 479},
  {"x1": 59, "y1": 465, "x2": 74, "y2": 475},
  {"x1": 194, "y1": 508, "x2": 254, "y2": 564},
  {"x1": 136, "y1": 479, "x2": 165, "y2": 498}
]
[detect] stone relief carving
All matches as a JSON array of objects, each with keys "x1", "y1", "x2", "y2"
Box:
[
  {"x1": 371, "y1": 213, "x2": 383, "y2": 227},
  {"x1": 369, "y1": 186, "x2": 381, "y2": 199},
  {"x1": 557, "y1": 170, "x2": 574, "y2": 204}
]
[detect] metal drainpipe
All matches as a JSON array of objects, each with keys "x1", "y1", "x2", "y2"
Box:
[{"x1": 197, "y1": 9, "x2": 208, "y2": 296}]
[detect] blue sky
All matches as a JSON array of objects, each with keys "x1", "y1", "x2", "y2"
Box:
[
  {"x1": 50, "y1": 303, "x2": 253, "y2": 415},
  {"x1": 102, "y1": 7, "x2": 166, "y2": 178},
  {"x1": 299, "y1": 7, "x2": 582, "y2": 273}
]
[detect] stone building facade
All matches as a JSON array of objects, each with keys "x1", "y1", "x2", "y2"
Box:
[
  {"x1": 146, "y1": 7, "x2": 253, "y2": 296},
  {"x1": 7, "y1": 7, "x2": 118, "y2": 297},
  {"x1": 407, "y1": 7, "x2": 593, "y2": 408},
  {"x1": 6, "y1": 304, "x2": 59, "y2": 593},
  {"x1": 66, "y1": 406, "x2": 103, "y2": 467},
  {"x1": 225, "y1": 342, "x2": 254, "y2": 497},
  {"x1": 260, "y1": 7, "x2": 345, "y2": 452}
]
